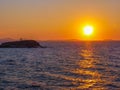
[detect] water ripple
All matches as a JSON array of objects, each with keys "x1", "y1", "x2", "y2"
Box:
[{"x1": 0, "y1": 41, "x2": 120, "y2": 90}]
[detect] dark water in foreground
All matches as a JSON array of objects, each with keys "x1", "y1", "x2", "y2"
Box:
[{"x1": 0, "y1": 41, "x2": 120, "y2": 90}]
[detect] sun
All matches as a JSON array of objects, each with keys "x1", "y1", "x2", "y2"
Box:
[{"x1": 83, "y1": 25, "x2": 94, "y2": 36}]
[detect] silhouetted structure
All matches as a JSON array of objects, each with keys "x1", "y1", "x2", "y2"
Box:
[{"x1": 0, "y1": 40, "x2": 45, "y2": 48}]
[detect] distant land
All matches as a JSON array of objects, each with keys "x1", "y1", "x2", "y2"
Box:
[
  {"x1": 0, "y1": 38, "x2": 120, "y2": 43},
  {"x1": 0, "y1": 40, "x2": 46, "y2": 48}
]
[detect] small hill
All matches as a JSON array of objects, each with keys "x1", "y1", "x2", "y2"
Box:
[{"x1": 0, "y1": 40, "x2": 45, "y2": 48}]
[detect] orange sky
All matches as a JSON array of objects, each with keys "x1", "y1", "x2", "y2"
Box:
[{"x1": 0, "y1": 0, "x2": 120, "y2": 40}]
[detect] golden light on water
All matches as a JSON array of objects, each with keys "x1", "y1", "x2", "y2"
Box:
[
  {"x1": 74, "y1": 49, "x2": 103, "y2": 89},
  {"x1": 69, "y1": 44, "x2": 106, "y2": 90}
]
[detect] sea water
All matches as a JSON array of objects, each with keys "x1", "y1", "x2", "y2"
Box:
[{"x1": 0, "y1": 41, "x2": 120, "y2": 90}]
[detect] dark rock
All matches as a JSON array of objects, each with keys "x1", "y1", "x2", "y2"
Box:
[{"x1": 0, "y1": 40, "x2": 45, "y2": 48}]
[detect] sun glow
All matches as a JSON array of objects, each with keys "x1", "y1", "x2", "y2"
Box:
[{"x1": 83, "y1": 25, "x2": 94, "y2": 36}]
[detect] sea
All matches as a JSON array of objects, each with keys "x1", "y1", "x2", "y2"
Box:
[{"x1": 0, "y1": 41, "x2": 120, "y2": 90}]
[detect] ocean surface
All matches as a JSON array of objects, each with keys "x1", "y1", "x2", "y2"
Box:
[{"x1": 0, "y1": 41, "x2": 120, "y2": 90}]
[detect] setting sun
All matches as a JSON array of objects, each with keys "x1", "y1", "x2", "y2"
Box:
[{"x1": 83, "y1": 26, "x2": 94, "y2": 36}]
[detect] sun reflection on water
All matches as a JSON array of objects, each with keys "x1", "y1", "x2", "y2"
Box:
[{"x1": 71, "y1": 43, "x2": 106, "y2": 90}]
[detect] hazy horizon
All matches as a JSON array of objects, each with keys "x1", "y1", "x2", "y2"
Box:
[{"x1": 0, "y1": 38, "x2": 120, "y2": 42}]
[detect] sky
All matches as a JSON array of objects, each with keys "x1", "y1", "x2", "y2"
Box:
[{"x1": 0, "y1": 0, "x2": 120, "y2": 40}]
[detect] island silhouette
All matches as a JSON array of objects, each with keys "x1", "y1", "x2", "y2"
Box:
[{"x1": 0, "y1": 40, "x2": 45, "y2": 48}]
